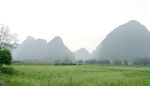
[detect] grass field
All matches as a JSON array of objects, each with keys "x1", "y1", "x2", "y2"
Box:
[{"x1": 0, "y1": 65, "x2": 150, "y2": 86}]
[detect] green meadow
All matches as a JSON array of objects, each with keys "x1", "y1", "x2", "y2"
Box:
[{"x1": 0, "y1": 65, "x2": 150, "y2": 86}]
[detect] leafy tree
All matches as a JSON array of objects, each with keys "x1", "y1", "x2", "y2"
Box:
[
  {"x1": 0, "y1": 49, "x2": 12, "y2": 67},
  {"x1": 0, "y1": 24, "x2": 16, "y2": 67},
  {"x1": 0, "y1": 24, "x2": 17, "y2": 75}
]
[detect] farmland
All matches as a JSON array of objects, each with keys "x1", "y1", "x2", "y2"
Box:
[{"x1": 0, "y1": 65, "x2": 150, "y2": 86}]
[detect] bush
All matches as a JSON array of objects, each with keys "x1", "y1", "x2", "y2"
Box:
[
  {"x1": 132, "y1": 58, "x2": 150, "y2": 66},
  {"x1": 0, "y1": 50, "x2": 14, "y2": 75},
  {"x1": 0, "y1": 67, "x2": 15, "y2": 75}
]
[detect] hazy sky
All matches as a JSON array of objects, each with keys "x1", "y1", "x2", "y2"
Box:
[{"x1": 0, "y1": 0, "x2": 150, "y2": 52}]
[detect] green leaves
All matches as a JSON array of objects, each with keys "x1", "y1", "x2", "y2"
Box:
[{"x1": 0, "y1": 49, "x2": 12, "y2": 66}]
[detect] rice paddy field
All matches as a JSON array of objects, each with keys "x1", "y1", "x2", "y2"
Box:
[{"x1": 0, "y1": 65, "x2": 150, "y2": 86}]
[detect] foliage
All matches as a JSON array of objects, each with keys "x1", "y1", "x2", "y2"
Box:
[
  {"x1": 0, "y1": 66, "x2": 15, "y2": 75},
  {"x1": 0, "y1": 50, "x2": 12, "y2": 67}
]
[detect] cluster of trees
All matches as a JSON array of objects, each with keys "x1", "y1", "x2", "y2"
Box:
[
  {"x1": 78, "y1": 58, "x2": 150, "y2": 66},
  {"x1": 13, "y1": 57, "x2": 150, "y2": 66},
  {"x1": 85, "y1": 59, "x2": 111, "y2": 65},
  {"x1": 54, "y1": 57, "x2": 150, "y2": 66},
  {"x1": 0, "y1": 24, "x2": 17, "y2": 75},
  {"x1": 54, "y1": 57, "x2": 76, "y2": 66},
  {"x1": 132, "y1": 58, "x2": 150, "y2": 66}
]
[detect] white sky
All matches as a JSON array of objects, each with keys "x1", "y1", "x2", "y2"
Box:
[{"x1": 0, "y1": 0, "x2": 150, "y2": 52}]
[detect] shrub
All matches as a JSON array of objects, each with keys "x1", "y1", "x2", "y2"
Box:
[{"x1": 0, "y1": 67, "x2": 15, "y2": 75}]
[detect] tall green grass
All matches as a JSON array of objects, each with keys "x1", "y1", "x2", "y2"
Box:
[{"x1": 1, "y1": 65, "x2": 150, "y2": 86}]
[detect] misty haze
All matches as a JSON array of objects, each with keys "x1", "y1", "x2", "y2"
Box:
[
  {"x1": 0, "y1": 0, "x2": 150, "y2": 86},
  {"x1": 11, "y1": 20, "x2": 150, "y2": 64}
]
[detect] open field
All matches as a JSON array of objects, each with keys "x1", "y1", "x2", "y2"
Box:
[{"x1": 0, "y1": 65, "x2": 150, "y2": 86}]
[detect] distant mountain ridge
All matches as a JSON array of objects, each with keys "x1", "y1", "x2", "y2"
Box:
[
  {"x1": 13, "y1": 20, "x2": 150, "y2": 62},
  {"x1": 74, "y1": 48, "x2": 91, "y2": 61},
  {"x1": 13, "y1": 36, "x2": 75, "y2": 62},
  {"x1": 93, "y1": 20, "x2": 150, "y2": 61}
]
